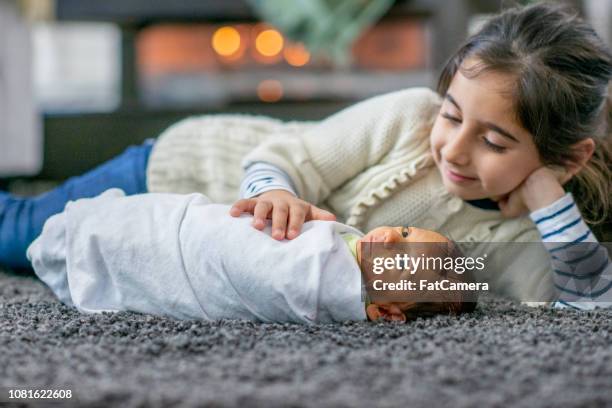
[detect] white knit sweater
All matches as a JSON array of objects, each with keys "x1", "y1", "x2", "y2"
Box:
[{"x1": 146, "y1": 87, "x2": 554, "y2": 302}]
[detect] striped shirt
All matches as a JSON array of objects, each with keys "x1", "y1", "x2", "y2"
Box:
[
  {"x1": 530, "y1": 193, "x2": 612, "y2": 310},
  {"x1": 240, "y1": 162, "x2": 298, "y2": 199},
  {"x1": 242, "y1": 163, "x2": 612, "y2": 309}
]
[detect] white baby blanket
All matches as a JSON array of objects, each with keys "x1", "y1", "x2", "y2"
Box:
[{"x1": 27, "y1": 189, "x2": 366, "y2": 323}]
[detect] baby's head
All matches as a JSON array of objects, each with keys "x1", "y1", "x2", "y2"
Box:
[{"x1": 357, "y1": 226, "x2": 477, "y2": 322}]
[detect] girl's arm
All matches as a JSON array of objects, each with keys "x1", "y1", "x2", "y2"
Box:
[
  {"x1": 239, "y1": 162, "x2": 298, "y2": 199},
  {"x1": 231, "y1": 87, "x2": 441, "y2": 239},
  {"x1": 240, "y1": 87, "x2": 441, "y2": 205},
  {"x1": 530, "y1": 193, "x2": 612, "y2": 309},
  {"x1": 232, "y1": 162, "x2": 335, "y2": 240}
]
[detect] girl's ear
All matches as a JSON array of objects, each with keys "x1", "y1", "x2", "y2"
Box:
[{"x1": 563, "y1": 138, "x2": 596, "y2": 182}]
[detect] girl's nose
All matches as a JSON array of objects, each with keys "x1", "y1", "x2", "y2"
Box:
[{"x1": 442, "y1": 128, "x2": 472, "y2": 166}]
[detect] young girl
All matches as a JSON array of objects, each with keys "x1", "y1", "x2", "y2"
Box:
[
  {"x1": 232, "y1": 2, "x2": 611, "y2": 309},
  {"x1": 1, "y1": 3, "x2": 610, "y2": 308}
]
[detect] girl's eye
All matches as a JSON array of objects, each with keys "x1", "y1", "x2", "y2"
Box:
[
  {"x1": 441, "y1": 113, "x2": 461, "y2": 124},
  {"x1": 401, "y1": 227, "x2": 411, "y2": 238},
  {"x1": 484, "y1": 138, "x2": 507, "y2": 153},
  {"x1": 441, "y1": 110, "x2": 506, "y2": 153}
]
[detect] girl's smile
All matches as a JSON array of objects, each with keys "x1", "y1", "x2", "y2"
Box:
[{"x1": 443, "y1": 164, "x2": 478, "y2": 183}]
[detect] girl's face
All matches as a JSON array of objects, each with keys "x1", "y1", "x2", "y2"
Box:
[{"x1": 430, "y1": 61, "x2": 543, "y2": 200}]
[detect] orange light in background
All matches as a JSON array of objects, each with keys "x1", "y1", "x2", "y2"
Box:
[
  {"x1": 138, "y1": 25, "x2": 218, "y2": 77},
  {"x1": 257, "y1": 80, "x2": 283, "y2": 102},
  {"x1": 283, "y1": 42, "x2": 310, "y2": 67},
  {"x1": 255, "y1": 29, "x2": 284, "y2": 57},
  {"x1": 212, "y1": 26, "x2": 241, "y2": 57}
]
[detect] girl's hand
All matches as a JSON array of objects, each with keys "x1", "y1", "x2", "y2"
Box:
[
  {"x1": 229, "y1": 189, "x2": 337, "y2": 240},
  {"x1": 493, "y1": 166, "x2": 569, "y2": 218}
]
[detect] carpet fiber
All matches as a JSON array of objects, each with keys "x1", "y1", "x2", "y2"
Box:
[{"x1": 1, "y1": 269, "x2": 611, "y2": 408}]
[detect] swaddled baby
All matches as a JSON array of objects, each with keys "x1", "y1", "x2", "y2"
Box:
[{"x1": 27, "y1": 189, "x2": 476, "y2": 324}]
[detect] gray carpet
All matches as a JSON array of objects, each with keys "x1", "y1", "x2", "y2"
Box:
[{"x1": 1, "y1": 269, "x2": 612, "y2": 408}]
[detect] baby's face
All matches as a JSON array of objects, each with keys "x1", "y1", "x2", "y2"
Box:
[{"x1": 357, "y1": 226, "x2": 454, "y2": 323}]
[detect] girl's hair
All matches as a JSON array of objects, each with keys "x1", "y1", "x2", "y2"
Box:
[{"x1": 437, "y1": 2, "x2": 612, "y2": 226}]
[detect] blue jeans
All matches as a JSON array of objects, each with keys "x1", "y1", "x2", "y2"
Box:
[{"x1": 0, "y1": 140, "x2": 154, "y2": 269}]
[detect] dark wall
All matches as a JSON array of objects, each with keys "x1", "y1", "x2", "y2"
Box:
[{"x1": 41, "y1": 101, "x2": 350, "y2": 180}]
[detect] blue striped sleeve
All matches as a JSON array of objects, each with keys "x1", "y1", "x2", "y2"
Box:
[
  {"x1": 530, "y1": 193, "x2": 594, "y2": 244},
  {"x1": 530, "y1": 193, "x2": 612, "y2": 308},
  {"x1": 240, "y1": 162, "x2": 298, "y2": 199}
]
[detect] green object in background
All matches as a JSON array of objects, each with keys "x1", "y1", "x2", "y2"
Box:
[{"x1": 247, "y1": 0, "x2": 395, "y2": 67}]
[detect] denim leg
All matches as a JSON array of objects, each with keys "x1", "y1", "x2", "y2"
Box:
[{"x1": 0, "y1": 140, "x2": 154, "y2": 269}]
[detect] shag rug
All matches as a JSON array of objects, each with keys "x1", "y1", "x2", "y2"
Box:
[{"x1": 1, "y1": 268, "x2": 611, "y2": 408}]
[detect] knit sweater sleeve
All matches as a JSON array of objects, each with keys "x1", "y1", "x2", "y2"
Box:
[
  {"x1": 240, "y1": 87, "x2": 441, "y2": 204},
  {"x1": 529, "y1": 193, "x2": 612, "y2": 310}
]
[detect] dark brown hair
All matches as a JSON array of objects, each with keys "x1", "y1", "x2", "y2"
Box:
[{"x1": 437, "y1": 2, "x2": 612, "y2": 226}]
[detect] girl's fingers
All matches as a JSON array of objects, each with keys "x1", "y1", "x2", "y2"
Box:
[
  {"x1": 511, "y1": 192, "x2": 529, "y2": 216},
  {"x1": 252, "y1": 201, "x2": 273, "y2": 230},
  {"x1": 229, "y1": 199, "x2": 257, "y2": 217},
  {"x1": 234, "y1": 195, "x2": 335, "y2": 239},
  {"x1": 497, "y1": 194, "x2": 516, "y2": 217},
  {"x1": 498, "y1": 191, "x2": 528, "y2": 218},
  {"x1": 309, "y1": 206, "x2": 337, "y2": 221},
  {"x1": 286, "y1": 204, "x2": 307, "y2": 239},
  {"x1": 271, "y1": 202, "x2": 290, "y2": 240},
  {"x1": 497, "y1": 198, "x2": 510, "y2": 216},
  {"x1": 499, "y1": 197, "x2": 517, "y2": 217}
]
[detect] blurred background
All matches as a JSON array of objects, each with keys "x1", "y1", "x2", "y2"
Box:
[{"x1": 0, "y1": 0, "x2": 609, "y2": 187}]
